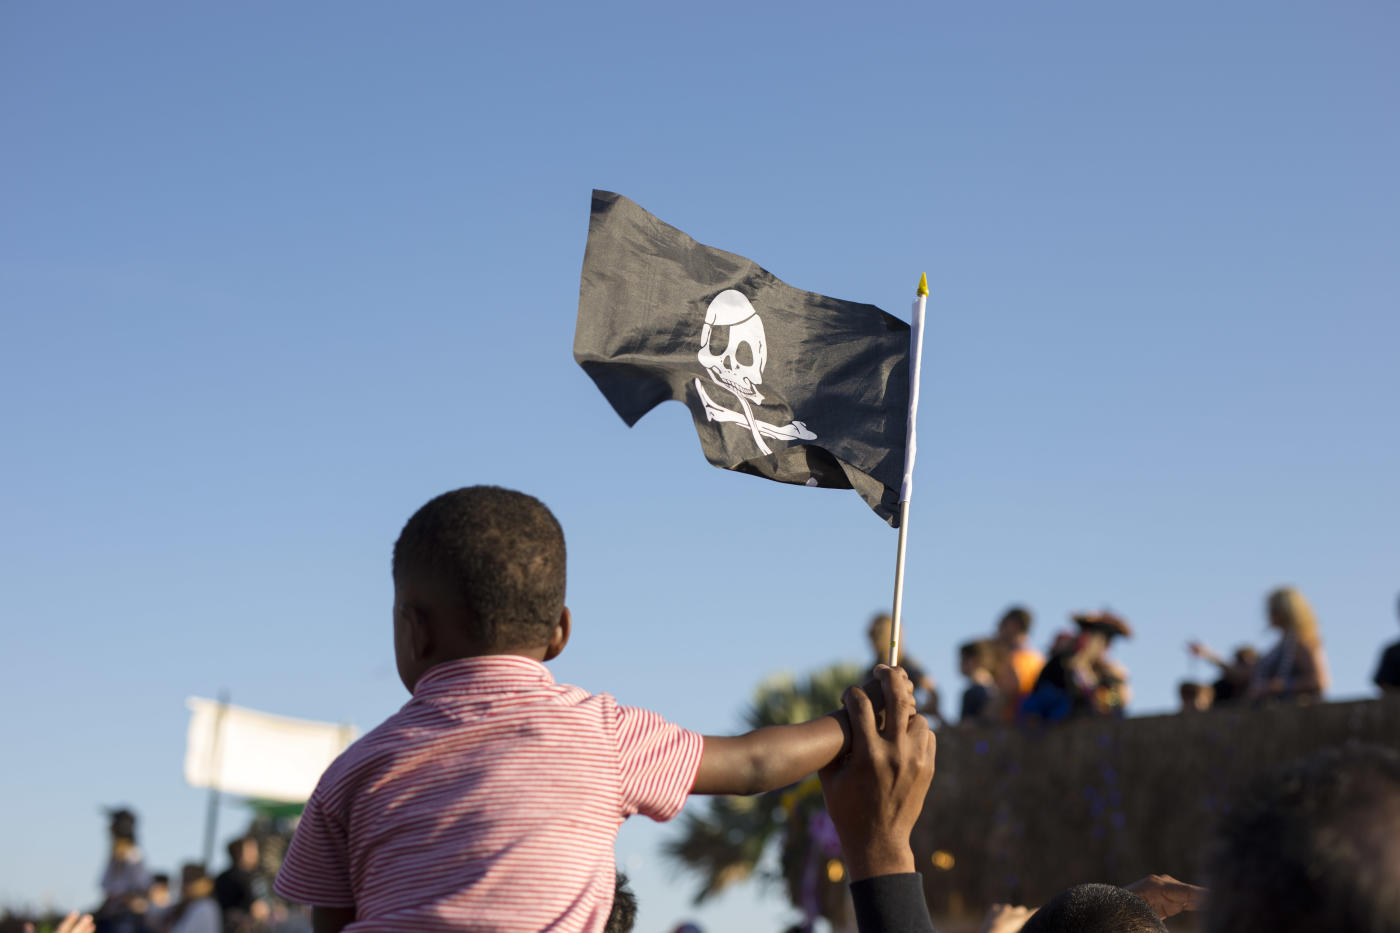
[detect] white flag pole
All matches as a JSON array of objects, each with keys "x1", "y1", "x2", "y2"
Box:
[{"x1": 888, "y1": 273, "x2": 928, "y2": 667}]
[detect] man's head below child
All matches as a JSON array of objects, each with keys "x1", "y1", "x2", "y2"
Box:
[{"x1": 390, "y1": 485, "x2": 571, "y2": 692}]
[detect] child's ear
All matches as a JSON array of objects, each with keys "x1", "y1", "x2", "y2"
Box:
[
  {"x1": 543, "y1": 607, "x2": 572, "y2": 661},
  {"x1": 403, "y1": 603, "x2": 435, "y2": 659}
]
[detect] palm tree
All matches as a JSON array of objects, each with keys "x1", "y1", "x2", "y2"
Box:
[{"x1": 663, "y1": 662, "x2": 867, "y2": 924}]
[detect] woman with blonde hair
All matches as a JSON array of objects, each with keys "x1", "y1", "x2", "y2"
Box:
[{"x1": 1249, "y1": 586, "x2": 1330, "y2": 702}]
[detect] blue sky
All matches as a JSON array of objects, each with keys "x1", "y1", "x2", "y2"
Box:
[{"x1": 3, "y1": 3, "x2": 1397, "y2": 930}]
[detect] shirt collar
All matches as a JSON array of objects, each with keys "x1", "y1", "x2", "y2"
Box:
[{"x1": 412, "y1": 655, "x2": 555, "y2": 699}]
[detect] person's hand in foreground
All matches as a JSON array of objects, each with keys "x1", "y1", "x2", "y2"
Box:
[
  {"x1": 25, "y1": 913, "x2": 95, "y2": 933},
  {"x1": 1124, "y1": 873, "x2": 1208, "y2": 919},
  {"x1": 980, "y1": 903, "x2": 1036, "y2": 933},
  {"x1": 819, "y1": 664, "x2": 936, "y2": 880}
]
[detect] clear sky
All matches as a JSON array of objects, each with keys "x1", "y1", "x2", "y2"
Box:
[{"x1": 3, "y1": 2, "x2": 1397, "y2": 930}]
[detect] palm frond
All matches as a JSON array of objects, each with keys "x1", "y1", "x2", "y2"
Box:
[{"x1": 663, "y1": 661, "x2": 868, "y2": 905}]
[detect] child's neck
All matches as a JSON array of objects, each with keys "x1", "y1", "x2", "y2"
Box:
[{"x1": 434, "y1": 644, "x2": 551, "y2": 665}]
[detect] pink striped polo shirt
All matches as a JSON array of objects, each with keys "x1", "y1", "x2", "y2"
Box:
[{"x1": 274, "y1": 656, "x2": 704, "y2": 932}]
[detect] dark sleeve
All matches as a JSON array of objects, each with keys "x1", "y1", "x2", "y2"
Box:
[
  {"x1": 1376, "y1": 644, "x2": 1400, "y2": 688},
  {"x1": 1037, "y1": 655, "x2": 1067, "y2": 691},
  {"x1": 960, "y1": 684, "x2": 988, "y2": 722},
  {"x1": 849, "y1": 874, "x2": 937, "y2": 933},
  {"x1": 214, "y1": 870, "x2": 251, "y2": 910}
]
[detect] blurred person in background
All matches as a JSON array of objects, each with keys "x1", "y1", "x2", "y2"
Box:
[
  {"x1": 1187, "y1": 641, "x2": 1258, "y2": 706},
  {"x1": 1203, "y1": 744, "x2": 1400, "y2": 933},
  {"x1": 992, "y1": 606, "x2": 1043, "y2": 721},
  {"x1": 144, "y1": 874, "x2": 173, "y2": 931},
  {"x1": 958, "y1": 639, "x2": 1001, "y2": 726},
  {"x1": 1080, "y1": 612, "x2": 1133, "y2": 715},
  {"x1": 867, "y1": 612, "x2": 941, "y2": 723},
  {"x1": 1249, "y1": 587, "x2": 1329, "y2": 703},
  {"x1": 1373, "y1": 593, "x2": 1400, "y2": 693},
  {"x1": 1022, "y1": 612, "x2": 1133, "y2": 721},
  {"x1": 166, "y1": 865, "x2": 219, "y2": 933},
  {"x1": 97, "y1": 808, "x2": 150, "y2": 933},
  {"x1": 1177, "y1": 681, "x2": 1214, "y2": 713},
  {"x1": 214, "y1": 837, "x2": 267, "y2": 933}
]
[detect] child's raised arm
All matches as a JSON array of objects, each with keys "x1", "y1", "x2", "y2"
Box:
[{"x1": 691, "y1": 667, "x2": 913, "y2": 796}]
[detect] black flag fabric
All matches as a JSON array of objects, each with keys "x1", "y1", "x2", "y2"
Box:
[{"x1": 574, "y1": 190, "x2": 911, "y2": 526}]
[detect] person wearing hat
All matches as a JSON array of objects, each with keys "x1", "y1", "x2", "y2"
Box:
[
  {"x1": 97, "y1": 808, "x2": 150, "y2": 933},
  {"x1": 1021, "y1": 611, "x2": 1134, "y2": 721}
]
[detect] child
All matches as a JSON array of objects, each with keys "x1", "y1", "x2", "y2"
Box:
[
  {"x1": 274, "y1": 486, "x2": 903, "y2": 932},
  {"x1": 957, "y1": 639, "x2": 1000, "y2": 725}
]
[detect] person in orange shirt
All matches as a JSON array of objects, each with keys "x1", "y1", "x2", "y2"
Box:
[{"x1": 993, "y1": 606, "x2": 1044, "y2": 721}]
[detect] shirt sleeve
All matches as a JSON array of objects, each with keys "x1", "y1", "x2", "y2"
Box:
[
  {"x1": 849, "y1": 874, "x2": 937, "y2": 933},
  {"x1": 273, "y1": 789, "x2": 356, "y2": 908},
  {"x1": 1376, "y1": 645, "x2": 1400, "y2": 688},
  {"x1": 612, "y1": 703, "x2": 704, "y2": 822}
]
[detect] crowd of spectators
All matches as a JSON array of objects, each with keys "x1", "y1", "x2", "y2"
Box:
[
  {"x1": 818, "y1": 668, "x2": 1400, "y2": 933},
  {"x1": 88, "y1": 812, "x2": 292, "y2": 933},
  {"x1": 944, "y1": 587, "x2": 1400, "y2": 728},
  {"x1": 1179, "y1": 586, "x2": 1331, "y2": 713},
  {"x1": 36, "y1": 480, "x2": 1397, "y2": 933},
  {"x1": 949, "y1": 605, "x2": 1133, "y2": 728}
]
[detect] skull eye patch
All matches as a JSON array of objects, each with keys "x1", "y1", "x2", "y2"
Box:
[
  {"x1": 707, "y1": 324, "x2": 730, "y2": 358},
  {"x1": 692, "y1": 288, "x2": 818, "y2": 457}
]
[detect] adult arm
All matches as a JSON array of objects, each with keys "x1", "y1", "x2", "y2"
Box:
[
  {"x1": 819, "y1": 667, "x2": 937, "y2": 933},
  {"x1": 849, "y1": 875, "x2": 940, "y2": 933},
  {"x1": 1123, "y1": 874, "x2": 1207, "y2": 919},
  {"x1": 312, "y1": 906, "x2": 356, "y2": 933},
  {"x1": 1187, "y1": 641, "x2": 1228, "y2": 670}
]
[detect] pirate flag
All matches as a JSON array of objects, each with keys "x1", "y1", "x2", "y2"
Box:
[{"x1": 574, "y1": 190, "x2": 911, "y2": 525}]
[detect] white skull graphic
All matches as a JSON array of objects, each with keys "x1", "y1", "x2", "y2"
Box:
[{"x1": 697, "y1": 289, "x2": 767, "y2": 405}]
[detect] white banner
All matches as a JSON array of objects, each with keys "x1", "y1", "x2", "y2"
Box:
[{"x1": 184, "y1": 697, "x2": 357, "y2": 803}]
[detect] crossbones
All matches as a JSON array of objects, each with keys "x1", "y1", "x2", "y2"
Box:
[
  {"x1": 694, "y1": 380, "x2": 817, "y2": 455},
  {"x1": 694, "y1": 289, "x2": 818, "y2": 456}
]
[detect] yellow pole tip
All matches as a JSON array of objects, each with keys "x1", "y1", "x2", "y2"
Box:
[{"x1": 916, "y1": 273, "x2": 929, "y2": 297}]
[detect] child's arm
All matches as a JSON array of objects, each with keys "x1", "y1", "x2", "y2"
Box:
[
  {"x1": 312, "y1": 906, "x2": 356, "y2": 933},
  {"x1": 693, "y1": 715, "x2": 849, "y2": 795},
  {"x1": 691, "y1": 667, "x2": 912, "y2": 796}
]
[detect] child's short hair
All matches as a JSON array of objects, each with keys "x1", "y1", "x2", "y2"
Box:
[{"x1": 392, "y1": 486, "x2": 566, "y2": 650}]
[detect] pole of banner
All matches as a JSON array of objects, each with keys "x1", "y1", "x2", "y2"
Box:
[
  {"x1": 888, "y1": 273, "x2": 928, "y2": 668},
  {"x1": 201, "y1": 689, "x2": 230, "y2": 868}
]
